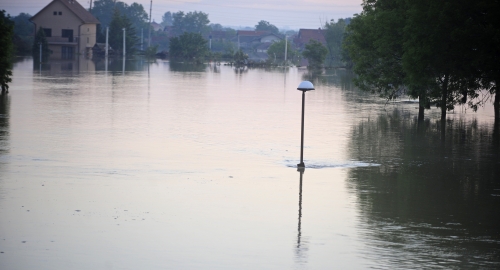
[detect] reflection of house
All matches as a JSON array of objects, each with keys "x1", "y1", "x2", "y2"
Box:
[
  {"x1": 293, "y1": 28, "x2": 327, "y2": 51},
  {"x1": 30, "y1": 0, "x2": 100, "y2": 59}
]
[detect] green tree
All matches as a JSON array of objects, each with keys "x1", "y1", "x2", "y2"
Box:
[
  {"x1": 172, "y1": 11, "x2": 210, "y2": 36},
  {"x1": 324, "y1": 18, "x2": 347, "y2": 67},
  {"x1": 233, "y1": 49, "x2": 248, "y2": 65},
  {"x1": 109, "y1": 9, "x2": 138, "y2": 55},
  {"x1": 403, "y1": 0, "x2": 482, "y2": 122},
  {"x1": 343, "y1": 0, "x2": 416, "y2": 114},
  {"x1": 302, "y1": 40, "x2": 328, "y2": 68},
  {"x1": 32, "y1": 26, "x2": 49, "y2": 63},
  {"x1": 255, "y1": 20, "x2": 279, "y2": 34},
  {"x1": 161, "y1": 11, "x2": 173, "y2": 27},
  {"x1": 267, "y1": 39, "x2": 299, "y2": 64},
  {"x1": 0, "y1": 10, "x2": 14, "y2": 94},
  {"x1": 169, "y1": 32, "x2": 208, "y2": 62},
  {"x1": 11, "y1": 12, "x2": 33, "y2": 54},
  {"x1": 91, "y1": 0, "x2": 115, "y2": 29}
]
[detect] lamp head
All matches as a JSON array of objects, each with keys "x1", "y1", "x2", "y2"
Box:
[{"x1": 297, "y1": 81, "x2": 315, "y2": 91}]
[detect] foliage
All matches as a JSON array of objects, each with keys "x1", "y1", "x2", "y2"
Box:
[
  {"x1": 32, "y1": 26, "x2": 50, "y2": 63},
  {"x1": 144, "y1": 45, "x2": 158, "y2": 58},
  {"x1": 324, "y1": 18, "x2": 348, "y2": 67},
  {"x1": 92, "y1": 0, "x2": 150, "y2": 45},
  {"x1": 109, "y1": 9, "x2": 139, "y2": 55},
  {"x1": 255, "y1": 20, "x2": 279, "y2": 34},
  {"x1": 172, "y1": 11, "x2": 210, "y2": 36},
  {"x1": 267, "y1": 39, "x2": 300, "y2": 64},
  {"x1": 233, "y1": 50, "x2": 248, "y2": 65},
  {"x1": 161, "y1": 11, "x2": 173, "y2": 27},
  {"x1": 0, "y1": 10, "x2": 14, "y2": 93},
  {"x1": 10, "y1": 12, "x2": 33, "y2": 54},
  {"x1": 169, "y1": 32, "x2": 208, "y2": 62},
  {"x1": 343, "y1": 0, "x2": 409, "y2": 101},
  {"x1": 302, "y1": 40, "x2": 328, "y2": 67}
]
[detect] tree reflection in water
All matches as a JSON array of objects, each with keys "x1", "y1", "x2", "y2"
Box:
[{"x1": 347, "y1": 109, "x2": 500, "y2": 268}]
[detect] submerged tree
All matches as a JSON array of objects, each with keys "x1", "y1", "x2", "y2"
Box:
[
  {"x1": 109, "y1": 8, "x2": 139, "y2": 55},
  {"x1": 324, "y1": 18, "x2": 348, "y2": 67},
  {"x1": 0, "y1": 10, "x2": 14, "y2": 94},
  {"x1": 172, "y1": 11, "x2": 210, "y2": 36},
  {"x1": 169, "y1": 32, "x2": 208, "y2": 62},
  {"x1": 302, "y1": 40, "x2": 328, "y2": 68},
  {"x1": 267, "y1": 39, "x2": 299, "y2": 64}
]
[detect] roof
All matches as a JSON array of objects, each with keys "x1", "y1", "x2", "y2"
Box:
[
  {"x1": 31, "y1": 0, "x2": 100, "y2": 24},
  {"x1": 294, "y1": 28, "x2": 327, "y2": 47}
]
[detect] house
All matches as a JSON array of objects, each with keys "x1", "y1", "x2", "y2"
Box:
[
  {"x1": 30, "y1": 0, "x2": 100, "y2": 59},
  {"x1": 151, "y1": 21, "x2": 162, "y2": 32},
  {"x1": 293, "y1": 28, "x2": 327, "y2": 51},
  {"x1": 234, "y1": 30, "x2": 282, "y2": 50}
]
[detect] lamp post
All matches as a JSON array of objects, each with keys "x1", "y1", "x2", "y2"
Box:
[
  {"x1": 122, "y1": 28, "x2": 126, "y2": 57},
  {"x1": 297, "y1": 81, "x2": 315, "y2": 169}
]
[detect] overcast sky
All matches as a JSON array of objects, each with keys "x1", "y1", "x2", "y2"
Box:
[{"x1": 1, "y1": 0, "x2": 363, "y2": 29}]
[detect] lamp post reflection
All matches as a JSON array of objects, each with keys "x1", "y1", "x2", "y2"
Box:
[{"x1": 295, "y1": 167, "x2": 308, "y2": 265}]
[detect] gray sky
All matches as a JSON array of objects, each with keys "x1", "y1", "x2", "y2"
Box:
[{"x1": 1, "y1": 0, "x2": 363, "y2": 29}]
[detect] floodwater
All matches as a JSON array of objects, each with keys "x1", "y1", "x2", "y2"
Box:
[{"x1": 1, "y1": 57, "x2": 499, "y2": 269}]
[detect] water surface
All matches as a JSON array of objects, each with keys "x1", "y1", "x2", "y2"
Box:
[{"x1": 0, "y1": 57, "x2": 499, "y2": 269}]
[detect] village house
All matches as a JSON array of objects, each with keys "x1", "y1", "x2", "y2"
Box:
[
  {"x1": 234, "y1": 30, "x2": 282, "y2": 50},
  {"x1": 30, "y1": 0, "x2": 100, "y2": 59},
  {"x1": 293, "y1": 28, "x2": 327, "y2": 51}
]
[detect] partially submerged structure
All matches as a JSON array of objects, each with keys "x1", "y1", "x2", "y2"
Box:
[{"x1": 30, "y1": 0, "x2": 100, "y2": 59}]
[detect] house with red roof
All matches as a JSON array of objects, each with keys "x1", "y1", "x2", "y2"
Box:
[{"x1": 293, "y1": 28, "x2": 327, "y2": 51}]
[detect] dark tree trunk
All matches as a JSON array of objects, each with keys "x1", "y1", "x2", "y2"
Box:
[{"x1": 418, "y1": 94, "x2": 425, "y2": 122}]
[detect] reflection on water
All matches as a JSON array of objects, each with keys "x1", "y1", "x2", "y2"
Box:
[
  {"x1": 347, "y1": 109, "x2": 500, "y2": 268},
  {"x1": 2, "y1": 57, "x2": 499, "y2": 269}
]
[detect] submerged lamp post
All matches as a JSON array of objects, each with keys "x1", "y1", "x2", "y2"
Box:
[{"x1": 297, "y1": 81, "x2": 315, "y2": 169}]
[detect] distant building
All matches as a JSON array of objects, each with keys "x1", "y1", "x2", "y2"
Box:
[
  {"x1": 293, "y1": 28, "x2": 327, "y2": 51},
  {"x1": 30, "y1": 0, "x2": 100, "y2": 59},
  {"x1": 234, "y1": 30, "x2": 282, "y2": 50},
  {"x1": 151, "y1": 21, "x2": 162, "y2": 32}
]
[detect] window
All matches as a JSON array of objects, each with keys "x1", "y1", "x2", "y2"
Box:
[
  {"x1": 43, "y1": 28, "x2": 52, "y2": 37},
  {"x1": 58, "y1": 12, "x2": 62, "y2": 15},
  {"x1": 53, "y1": 11, "x2": 57, "y2": 15},
  {"x1": 62, "y1": 29, "x2": 73, "y2": 42}
]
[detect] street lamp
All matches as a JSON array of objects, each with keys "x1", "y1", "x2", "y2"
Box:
[{"x1": 297, "y1": 81, "x2": 314, "y2": 169}]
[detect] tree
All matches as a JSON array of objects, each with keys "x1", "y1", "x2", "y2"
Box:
[
  {"x1": 122, "y1": 2, "x2": 149, "y2": 34},
  {"x1": 302, "y1": 40, "x2": 328, "y2": 68},
  {"x1": 233, "y1": 50, "x2": 248, "y2": 65},
  {"x1": 267, "y1": 39, "x2": 299, "y2": 64},
  {"x1": 161, "y1": 11, "x2": 173, "y2": 27},
  {"x1": 343, "y1": 0, "x2": 417, "y2": 115},
  {"x1": 109, "y1": 8, "x2": 138, "y2": 55},
  {"x1": 169, "y1": 32, "x2": 208, "y2": 62},
  {"x1": 172, "y1": 11, "x2": 210, "y2": 36},
  {"x1": 91, "y1": 0, "x2": 115, "y2": 29},
  {"x1": 324, "y1": 18, "x2": 347, "y2": 67},
  {"x1": 0, "y1": 10, "x2": 14, "y2": 94},
  {"x1": 32, "y1": 26, "x2": 49, "y2": 63},
  {"x1": 11, "y1": 12, "x2": 33, "y2": 54},
  {"x1": 255, "y1": 20, "x2": 279, "y2": 34},
  {"x1": 403, "y1": 0, "x2": 482, "y2": 122}
]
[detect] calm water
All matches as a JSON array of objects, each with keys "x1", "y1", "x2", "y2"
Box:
[{"x1": 1, "y1": 57, "x2": 499, "y2": 269}]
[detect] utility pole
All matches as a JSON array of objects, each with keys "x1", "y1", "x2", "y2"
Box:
[
  {"x1": 148, "y1": 0, "x2": 152, "y2": 47},
  {"x1": 105, "y1": 27, "x2": 109, "y2": 57},
  {"x1": 141, "y1": 28, "x2": 144, "y2": 51},
  {"x1": 284, "y1": 35, "x2": 288, "y2": 65},
  {"x1": 89, "y1": 0, "x2": 93, "y2": 12},
  {"x1": 123, "y1": 28, "x2": 126, "y2": 57}
]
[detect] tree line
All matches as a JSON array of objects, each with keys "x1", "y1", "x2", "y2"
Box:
[{"x1": 342, "y1": 0, "x2": 500, "y2": 122}]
